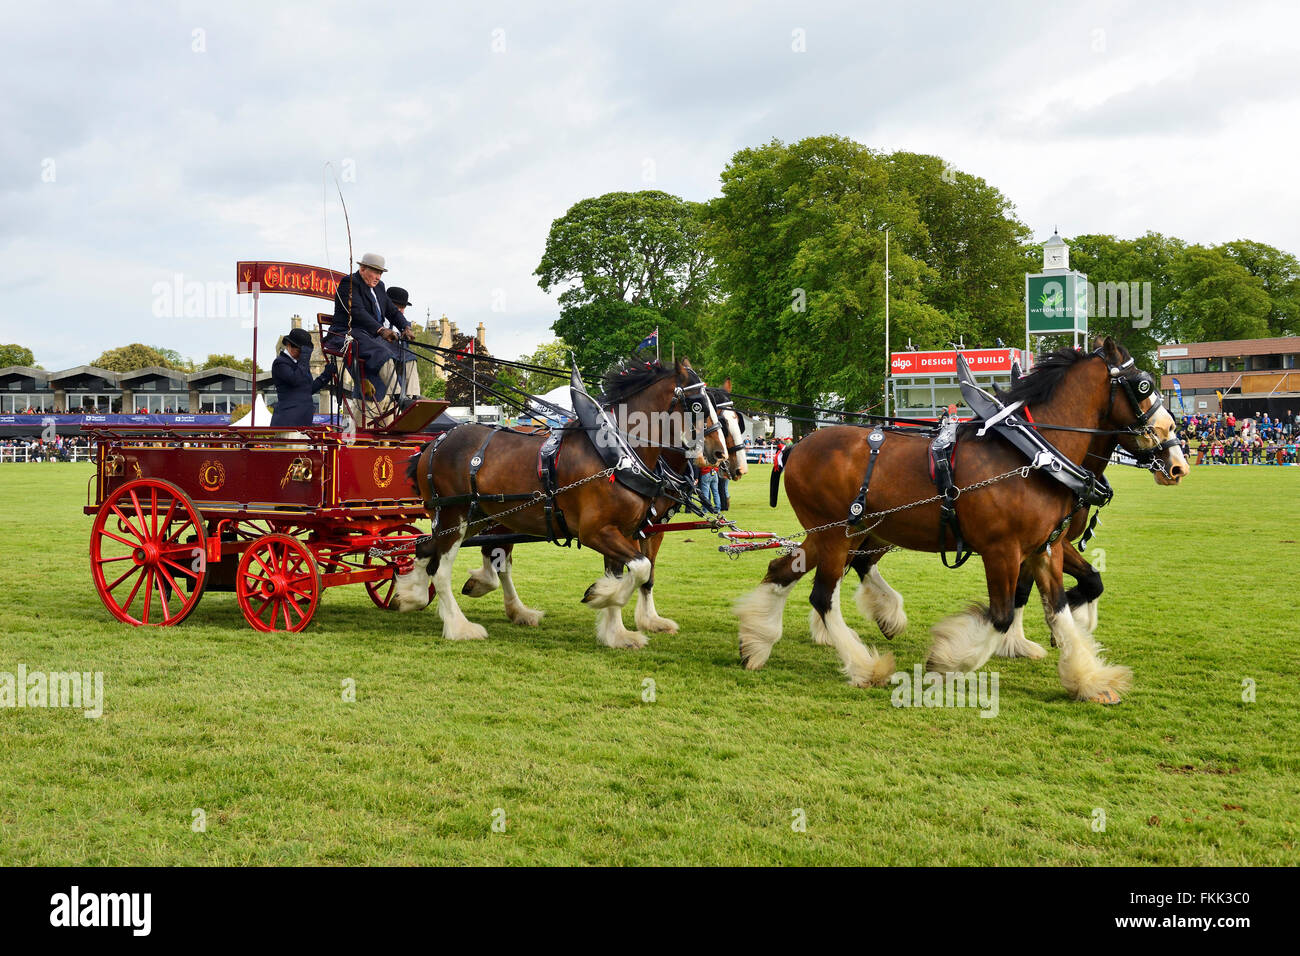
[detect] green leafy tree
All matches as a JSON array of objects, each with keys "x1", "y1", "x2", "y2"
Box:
[
  {"x1": 1065, "y1": 232, "x2": 1187, "y2": 376},
  {"x1": 885, "y1": 152, "x2": 1033, "y2": 348},
  {"x1": 537, "y1": 190, "x2": 714, "y2": 375},
  {"x1": 552, "y1": 300, "x2": 672, "y2": 380},
  {"x1": 1216, "y1": 239, "x2": 1300, "y2": 336},
  {"x1": 200, "y1": 353, "x2": 255, "y2": 373},
  {"x1": 93, "y1": 343, "x2": 184, "y2": 372},
  {"x1": 152, "y1": 346, "x2": 192, "y2": 371},
  {"x1": 506, "y1": 339, "x2": 572, "y2": 395},
  {"x1": 421, "y1": 375, "x2": 447, "y2": 400},
  {"x1": 536, "y1": 190, "x2": 714, "y2": 311},
  {"x1": 441, "y1": 333, "x2": 501, "y2": 407},
  {"x1": 1168, "y1": 245, "x2": 1271, "y2": 343},
  {"x1": 705, "y1": 135, "x2": 929, "y2": 424},
  {"x1": 0, "y1": 344, "x2": 36, "y2": 368}
]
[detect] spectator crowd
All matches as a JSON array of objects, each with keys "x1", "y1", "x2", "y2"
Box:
[
  {"x1": 1177, "y1": 410, "x2": 1300, "y2": 465},
  {"x1": 0, "y1": 435, "x2": 96, "y2": 461}
]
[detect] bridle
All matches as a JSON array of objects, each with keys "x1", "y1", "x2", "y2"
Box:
[
  {"x1": 671, "y1": 373, "x2": 732, "y2": 474},
  {"x1": 709, "y1": 390, "x2": 747, "y2": 458},
  {"x1": 1098, "y1": 350, "x2": 1180, "y2": 466}
]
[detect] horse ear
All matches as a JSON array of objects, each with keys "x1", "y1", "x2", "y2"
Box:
[{"x1": 1101, "y1": 336, "x2": 1126, "y2": 364}]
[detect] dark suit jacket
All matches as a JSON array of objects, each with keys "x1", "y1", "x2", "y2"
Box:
[
  {"x1": 269, "y1": 349, "x2": 332, "y2": 427},
  {"x1": 328, "y1": 272, "x2": 408, "y2": 343}
]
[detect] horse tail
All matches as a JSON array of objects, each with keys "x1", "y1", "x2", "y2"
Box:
[{"x1": 769, "y1": 444, "x2": 789, "y2": 508}]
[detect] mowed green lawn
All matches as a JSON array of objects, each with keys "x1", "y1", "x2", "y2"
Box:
[{"x1": 0, "y1": 461, "x2": 1296, "y2": 865}]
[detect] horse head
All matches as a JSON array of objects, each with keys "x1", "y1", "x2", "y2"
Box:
[
  {"x1": 707, "y1": 387, "x2": 748, "y2": 480},
  {"x1": 1095, "y1": 337, "x2": 1189, "y2": 485},
  {"x1": 669, "y1": 359, "x2": 735, "y2": 477}
]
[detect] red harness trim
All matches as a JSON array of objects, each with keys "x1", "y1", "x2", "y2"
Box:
[{"x1": 1023, "y1": 406, "x2": 1035, "y2": 423}]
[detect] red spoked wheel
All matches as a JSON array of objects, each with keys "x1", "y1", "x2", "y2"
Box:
[
  {"x1": 362, "y1": 525, "x2": 433, "y2": 610},
  {"x1": 236, "y1": 533, "x2": 321, "y2": 632},
  {"x1": 90, "y1": 477, "x2": 207, "y2": 626}
]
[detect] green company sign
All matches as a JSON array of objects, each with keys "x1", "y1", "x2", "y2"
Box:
[{"x1": 1026, "y1": 272, "x2": 1088, "y2": 335}]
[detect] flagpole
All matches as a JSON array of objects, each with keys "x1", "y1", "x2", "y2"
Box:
[
  {"x1": 883, "y1": 228, "x2": 890, "y2": 418},
  {"x1": 251, "y1": 289, "x2": 259, "y2": 426},
  {"x1": 655, "y1": 327, "x2": 660, "y2": 364}
]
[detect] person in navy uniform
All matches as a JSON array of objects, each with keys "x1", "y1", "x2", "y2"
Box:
[
  {"x1": 385, "y1": 286, "x2": 421, "y2": 398},
  {"x1": 270, "y1": 328, "x2": 333, "y2": 427},
  {"x1": 325, "y1": 252, "x2": 414, "y2": 402}
]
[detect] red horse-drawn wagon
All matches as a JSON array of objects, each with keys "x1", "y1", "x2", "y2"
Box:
[{"x1": 84, "y1": 408, "x2": 450, "y2": 632}]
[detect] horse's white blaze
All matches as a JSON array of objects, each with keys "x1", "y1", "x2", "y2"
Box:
[
  {"x1": 499, "y1": 556, "x2": 543, "y2": 626},
  {"x1": 853, "y1": 565, "x2": 908, "y2": 638},
  {"x1": 594, "y1": 605, "x2": 647, "y2": 649},
  {"x1": 735, "y1": 581, "x2": 794, "y2": 669},
  {"x1": 810, "y1": 581, "x2": 894, "y2": 687},
  {"x1": 1146, "y1": 404, "x2": 1188, "y2": 483},
  {"x1": 928, "y1": 606, "x2": 1001, "y2": 673},
  {"x1": 1045, "y1": 604, "x2": 1131, "y2": 701},
  {"x1": 725, "y1": 411, "x2": 748, "y2": 477},
  {"x1": 433, "y1": 529, "x2": 487, "y2": 640},
  {"x1": 392, "y1": 558, "x2": 433, "y2": 612},
  {"x1": 634, "y1": 587, "x2": 679, "y2": 634},
  {"x1": 994, "y1": 606, "x2": 1047, "y2": 659}
]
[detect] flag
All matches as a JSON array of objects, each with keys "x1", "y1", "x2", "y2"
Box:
[
  {"x1": 1171, "y1": 377, "x2": 1185, "y2": 412},
  {"x1": 635, "y1": 328, "x2": 658, "y2": 352}
]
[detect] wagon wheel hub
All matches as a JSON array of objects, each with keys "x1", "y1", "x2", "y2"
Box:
[{"x1": 260, "y1": 573, "x2": 291, "y2": 600}]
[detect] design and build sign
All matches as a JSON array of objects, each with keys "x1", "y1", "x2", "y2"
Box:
[
  {"x1": 237, "y1": 261, "x2": 346, "y2": 299},
  {"x1": 889, "y1": 348, "x2": 1024, "y2": 378},
  {"x1": 1026, "y1": 272, "x2": 1088, "y2": 335}
]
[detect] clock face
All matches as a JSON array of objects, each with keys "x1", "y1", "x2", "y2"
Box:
[{"x1": 1045, "y1": 250, "x2": 1065, "y2": 268}]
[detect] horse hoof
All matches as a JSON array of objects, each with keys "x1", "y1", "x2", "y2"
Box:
[{"x1": 1088, "y1": 688, "x2": 1121, "y2": 705}]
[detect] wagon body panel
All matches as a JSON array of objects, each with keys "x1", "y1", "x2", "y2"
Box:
[{"x1": 84, "y1": 424, "x2": 439, "y2": 631}]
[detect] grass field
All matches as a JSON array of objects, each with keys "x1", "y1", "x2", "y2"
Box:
[{"x1": 1, "y1": 461, "x2": 1297, "y2": 865}]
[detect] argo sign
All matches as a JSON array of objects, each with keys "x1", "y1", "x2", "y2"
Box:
[{"x1": 889, "y1": 348, "x2": 1024, "y2": 378}]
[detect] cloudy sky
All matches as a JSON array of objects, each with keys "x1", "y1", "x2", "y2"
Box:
[{"x1": 4, "y1": 0, "x2": 1298, "y2": 371}]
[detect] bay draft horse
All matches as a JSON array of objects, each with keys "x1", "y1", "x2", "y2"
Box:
[
  {"x1": 740, "y1": 338, "x2": 1188, "y2": 704},
  {"x1": 459, "y1": 390, "x2": 749, "y2": 635},
  {"x1": 397, "y1": 359, "x2": 732, "y2": 648},
  {"x1": 856, "y1": 375, "x2": 1164, "y2": 663}
]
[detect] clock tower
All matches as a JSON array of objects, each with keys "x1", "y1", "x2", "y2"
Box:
[
  {"x1": 1026, "y1": 228, "x2": 1088, "y2": 349},
  {"x1": 1042, "y1": 229, "x2": 1069, "y2": 271}
]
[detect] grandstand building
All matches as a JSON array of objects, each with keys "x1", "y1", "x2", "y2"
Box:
[{"x1": 1158, "y1": 336, "x2": 1300, "y2": 418}]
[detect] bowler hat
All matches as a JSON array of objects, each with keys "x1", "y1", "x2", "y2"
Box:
[
  {"x1": 388, "y1": 287, "x2": 412, "y2": 308},
  {"x1": 287, "y1": 328, "x2": 314, "y2": 349}
]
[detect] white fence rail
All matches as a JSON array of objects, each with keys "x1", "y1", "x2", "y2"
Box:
[{"x1": 0, "y1": 447, "x2": 96, "y2": 463}]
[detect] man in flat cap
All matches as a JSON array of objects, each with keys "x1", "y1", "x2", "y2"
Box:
[
  {"x1": 270, "y1": 328, "x2": 334, "y2": 427},
  {"x1": 326, "y1": 252, "x2": 414, "y2": 404}
]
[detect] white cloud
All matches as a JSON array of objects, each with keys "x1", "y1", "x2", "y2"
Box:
[{"x1": 2, "y1": 0, "x2": 1298, "y2": 370}]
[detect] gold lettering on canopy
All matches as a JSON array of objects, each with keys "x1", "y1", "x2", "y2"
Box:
[{"x1": 237, "y1": 261, "x2": 346, "y2": 301}]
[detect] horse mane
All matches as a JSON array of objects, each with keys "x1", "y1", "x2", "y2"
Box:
[
  {"x1": 597, "y1": 360, "x2": 676, "y2": 404},
  {"x1": 993, "y1": 346, "x2": 1104, "y2": 408}
]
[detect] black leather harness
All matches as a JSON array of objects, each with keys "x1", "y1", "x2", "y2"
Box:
[
  {"x1": 418, "y1": 363, "x2": 717, "y2": 547},
  {"x1": 843, "y1": 347, "x2": 1167, "y2": 568}
]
